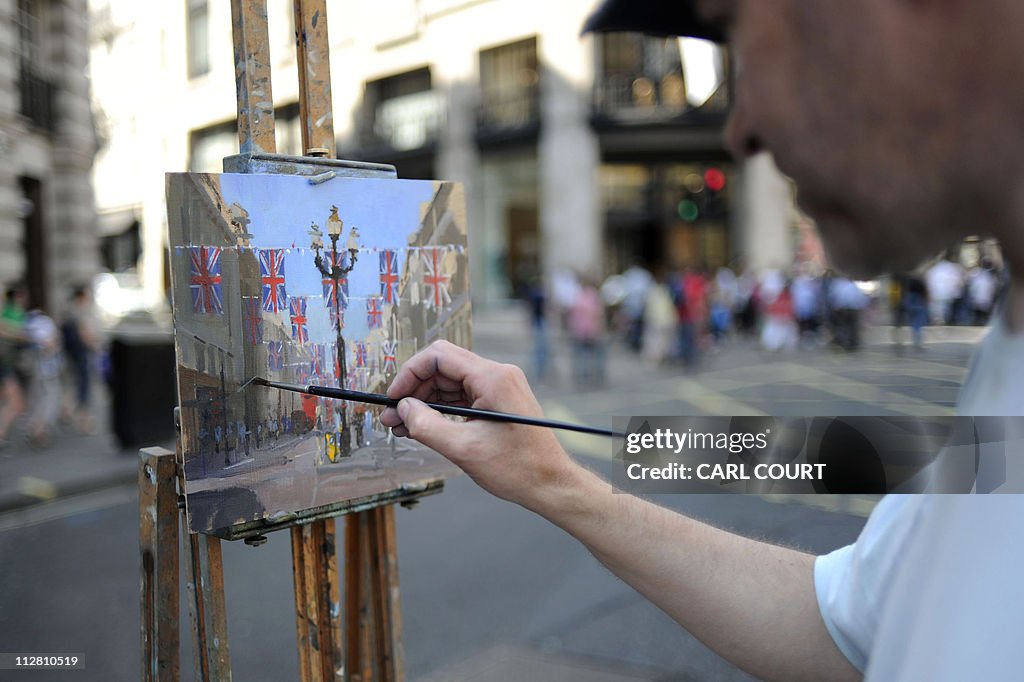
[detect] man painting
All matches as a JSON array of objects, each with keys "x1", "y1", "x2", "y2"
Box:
[{"x1": 382, "y1": 2, "x2": 1024, "y2": 679}]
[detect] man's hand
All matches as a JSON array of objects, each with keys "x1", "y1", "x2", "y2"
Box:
[{"x1": 380, "y1": 340, "x2": 574, "y2": 509}]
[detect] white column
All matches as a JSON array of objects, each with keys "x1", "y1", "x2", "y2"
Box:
[
  {"x1": 733, "y1": 153, "x2": 794, "y2": 271},
  {"x1": 538, "y1": 21, "x2": 601, "y2": 282}
]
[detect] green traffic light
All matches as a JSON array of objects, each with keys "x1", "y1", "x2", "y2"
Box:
[{"x1": 678, "y1": 199, "x2": 699, "y2": 221}]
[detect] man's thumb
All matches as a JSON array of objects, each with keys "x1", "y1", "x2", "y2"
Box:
[{"x1": 397, "y1": 397, "x2": 457, "y2": 453}]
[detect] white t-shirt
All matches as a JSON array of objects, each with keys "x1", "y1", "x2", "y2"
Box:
[{"x1": 814, "y1": 313, "x2": 1024, "y2": 679}]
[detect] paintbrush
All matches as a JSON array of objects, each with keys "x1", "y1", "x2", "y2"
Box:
[{"x1": 245, "y1": 377, "x2": 623, "y2": 438}]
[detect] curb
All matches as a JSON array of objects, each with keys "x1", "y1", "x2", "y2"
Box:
[{"x1": 0, "y1": 458, "x2": 141, "y2": 515}]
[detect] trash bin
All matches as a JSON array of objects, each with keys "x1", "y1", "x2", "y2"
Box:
[{"x1": 108, "y1": 333, "x2": 177, "y2": 449}]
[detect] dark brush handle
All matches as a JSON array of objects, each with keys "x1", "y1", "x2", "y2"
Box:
[{"x1": 299, "y1": 383, "x2": 621, "y2": 438}]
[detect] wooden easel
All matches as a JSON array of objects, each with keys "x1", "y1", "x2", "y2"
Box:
[{"x1": 139, "y1": 2, "x2": 435, "y2": 679}]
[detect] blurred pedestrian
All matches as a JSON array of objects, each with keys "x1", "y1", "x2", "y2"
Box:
[
  {"x1": 903, "y1": 273, "x2": 929, "y2": 349},
  {"x1": 61, "y1": 285, "x2": 101, "y2": 434},
  {"x1": 524, "y1": 277, "x2": 551, "y2": 381},
  {"x1": 760, "y1": 278, "x2": 798, "y2": 352},
  {"x1": 567, "y1": 276, "x2": 605, "y2": 386},
  {"x1": 25, "y1": 308, "x2": 62, "y2": 448},
  {"x1": 643, "y1": 274, "x2": 676, "y2": 364},
  {"x1": 967, "y1": 259, "x2": 998, "y2": 326},
  {"x1": 675, "y1": 266, "x2": 708, "y2": 367},
  {"x1": 925, "y1": 254, "x2": 963, "y2": 325},
  {"x1": 620, "y1": 263, "x2": 653, "y2": 352},
  {"x1": 550, "y1": 267, "x2": 580, "y2": 334},
  {"x1": 709, "y1": 266, "x2": 738, "y2": 344},
  {"x1": 829, "y1": 277, "x2": 868, "y2": 351},
  {"x1": 735, "y1": 267, "x2": 760, "y2": 336},
  {"x1": 791, "y1": 268, "x2": 822, "y2": 344},
  {"x1": 0, "y1": 286, "x2": 29, "y2": 449}
]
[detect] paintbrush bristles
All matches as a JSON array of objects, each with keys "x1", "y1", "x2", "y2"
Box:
[{"x1": 233, "y1": 376, "x2": 265, "y2": 394}]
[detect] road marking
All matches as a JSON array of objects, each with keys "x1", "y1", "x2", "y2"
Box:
[
  {"x1": 0, "y1": 483, "x2": 136, "y2": 533},
  {"x1": 771, "y1": 363, "x2": 956, "y2": 416},
  {"x1": 543, "y1": 401, "x2": 612, "y2": 460},
  {"x1": 15, "y1": 476, "x2": 58, "y2": 501}
]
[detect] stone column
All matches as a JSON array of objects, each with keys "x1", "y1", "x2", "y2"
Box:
[
  {"x1": 538, "y1": 24, "x2": 601, "y2": 282},
  {"x1": 0, "y1": 0, "x2": 21, "y2": 282},
  {"x1": 733, "y1": 153, "x2": 794, "y2": 272},
  {"x1": 50, "y1": 0, "x2": 99, "y2": 313}
]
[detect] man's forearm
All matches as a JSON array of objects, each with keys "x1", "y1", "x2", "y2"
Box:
[{"x1": 528, "y1": 460, "x2": 860, "y2": 682}]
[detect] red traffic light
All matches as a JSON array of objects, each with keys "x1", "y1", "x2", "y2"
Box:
[{"x1": 704, "y1": 168, "x2": 726, "y2": 192}]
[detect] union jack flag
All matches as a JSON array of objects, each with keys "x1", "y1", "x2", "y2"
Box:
[
  {"x1": 321, "y1": 251, "x2": 349, "y2": 310},
  {"x1": 422, "y1": 248, "x2": 451, "y2": 311},
  {"x1": 366, "y1": 297, "x2": 383, "y2": 329},
  {"x1": 189, "y1": 246, "x2": 223, "y2": 315},
  {"x1": 379, "y1": 250, "x2": 400, "y2": 304},
  {"x1": 354, "y1": 342, "x2": 368, "y2": 368},
  {"x1": 289, "y1": 297, "x2": 309, "y2": 343},
  {"x1": 267, "y1": 341, "x2": 283, "y2": 372},
  {"x1": 328, "y1": 306, "x2": 344, "y2": 330},
  {"x1": 382, "y1": 339, "x2": 397, "y2": 374},
  {"x1": 259, "y1": 249, "x2": 287, "y2": 313},
  {"x1": 310, "y1": 343, "x2": 324, "y2": 377},
  {"x1": 242, "y1": 296, "x2": 263, "y2": 345}
]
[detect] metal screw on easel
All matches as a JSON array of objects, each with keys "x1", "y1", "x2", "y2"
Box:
[
  {"x1": 244, "y1": 534, "x2": 268, "y2": 547},
  {"x1": 305, "y1": 147, "x2": 330, "y2": 157}
]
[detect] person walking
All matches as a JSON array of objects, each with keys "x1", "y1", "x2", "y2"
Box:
[
  {"x1": 567, "y1": 276, "x2": 605, "y2": 386},
  {"x1": 904, "y1": 273, "x2": 930, "y2": 349},
  {"x1": 61, "y1": 285, "x2": 101, "y2": 434},
  {"x1": 24, "y1": 308, "x2": 62, "y2": 449},
  {"x1": 0, "y1": 286, "x2": 28, "y2": 449}
]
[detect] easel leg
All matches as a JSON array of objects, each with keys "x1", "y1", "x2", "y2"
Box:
[
  {"x1": 345, "y1": 506, "x2": 404, "y2": 682},
  {"x1": 344, "y1": 513, "x2": 372, "y2": 682},
  {"x1": 292, "y1": 519, "x2": 343, "y2": 681},
  {"x1": 140, "y1": 447, "x2": 180, "y2": 682},
  {"x1": 185, "y1": 533, "x2": 232, "y2": 681},
  {"x1": 368, "y1": 506, "x2": 403, "y2": 681}
]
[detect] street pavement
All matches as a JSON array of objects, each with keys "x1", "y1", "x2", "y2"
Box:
[{"x1": 0, "y1": 308, "x2": 985, "y2": 680}]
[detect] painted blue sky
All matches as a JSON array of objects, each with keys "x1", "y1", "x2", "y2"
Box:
[{"x1": 220, "y1": 174, "x2": 436, "y2": 344}]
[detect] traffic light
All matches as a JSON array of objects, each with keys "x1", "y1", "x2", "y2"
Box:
[
  {"x1": 678, "y1": 198, "x2": 699, "y2": 222},
  {"x1": 678, "y1": 167, "x2": 727, "y2": 222}
]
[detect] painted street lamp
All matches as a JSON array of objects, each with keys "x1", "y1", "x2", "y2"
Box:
[{"x1": 312, "y1": 205, "x2": 360, "y2": 456}]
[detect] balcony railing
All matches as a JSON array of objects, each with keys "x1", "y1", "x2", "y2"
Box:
[
  {"x1": 476, "y1": 87, "x2": 540, "y2": 133},
  {"x1": 19, "y1": 62, "x2": 57, "y2": 132},
  {"x1": 593, "y1": 74, "x2": 690, "y2": 120},
  {"x1": 593, "y1": 73, "x2": 729, "y2": 122},
  {"x1": 365, "y1": 90, "x2": 446, "y2": 152}
]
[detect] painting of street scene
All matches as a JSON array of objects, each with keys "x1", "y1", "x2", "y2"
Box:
[{"x1": 166, "y1": 172, "x2": 469, "y2": 534}]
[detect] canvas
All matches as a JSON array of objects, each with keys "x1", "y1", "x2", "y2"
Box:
[{"x1": 166, "y1": 173, "x2": 470, "y2": 534}]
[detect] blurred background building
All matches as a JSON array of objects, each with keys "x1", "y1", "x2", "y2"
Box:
[
  {"x1": 2, "y1": 0, "x2": 98, "y2": 314},
  {"x1": 86, "y1": 0, "x2": 815, "y2": 311},
  {"x1": 87, "y1": 0, "x2": 804, "y2": 309}
]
